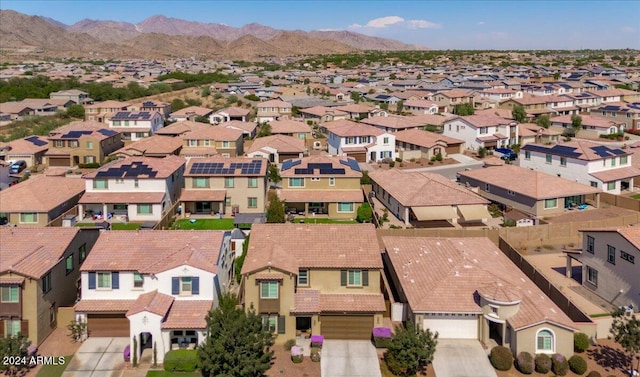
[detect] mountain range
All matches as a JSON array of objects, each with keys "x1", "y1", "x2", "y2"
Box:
[{"x1": 0, "y1": 11, "x2": 425, "y2": 60}]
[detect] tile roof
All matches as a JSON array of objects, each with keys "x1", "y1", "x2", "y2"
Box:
[
  {"x1": 4, "y1": 135, "x2": 49, "y2": 154},
  {"x1": 180, "y1": 189, "x2": 226, "y2": 202},
  {"x1": 320, "y1": 293, "x2": 386, "y2": 313},
  {"x1": 369, "y1": 169, "x2": 488, "y2": 207},
  {"x1": 258, "y1": 100, "x2": 292, "y2": 108},
  {"x1": 279, "y1": 155, "x2": 362, "y2": 178},
  {"x1": 394, "y1": 129, "x2": 464, "y2": 148},
  {"x1": 254, "y1": 272, "x2": 284, "y2": 280},
  {"x1": 83, "y1": 155, "x2": 186, "y2": 179},
  {"x1": 216, "y1": 107, "x2": 250, "y2": 117},
  {"x1": 360, "y1": 115, "x2": 430, "y2": 130},
  {"x1": 269, "y1": 119, "x2": 312, "y2": 134},
  {"x1": 161, "y1": 300, "x2": 212, "y2": 329},
  {"x1": 448, "y1": 114, "x2": 515, "y2": 128},
  {"x1": 111, "y1": 135, "x2": 182, "y2": 157},
  {"x1": 221, "y1": 121, "x2": 257, "y2": 133},
  {"x1": 181, "y1": 126, "x2": 244, "y2": 141},
  {"x1": 279, "y1": 189, "x2": 364, "y2": 203},
  {"x1": 170, "y1": 106, "x2": 214, "y2": 117},
  {"x1": 580, "y1": 225, "x2": 640, "y2": 250},
  {"x1": 589, "y1": 166, "x2": 640, "y2": 182},
  {"x1": 475, "y1": 108, "x2": 515, "y2": 119},
  {"x1": 298, "y1": 106, "x2": 347, "y2": 117},
  {"x1": 291, "y1": 289, "x2": 321, "y2": 313},
  {"x1": 126, "y1": 290, "x2": 174, "y2": 317},
  {"x1": 241, "y1": 224, "x2": 382, "y2": 275},
  {"x1": 247, "y1": 134, "x2": 306, "y2": 154},
  {"x1": 459, "y1": 164, "x2": 600, "y2": 200},
  {"x1": 0, "y1": 276, "x2": 25, "y2": 285},
  {"x1": 551, "y1": 114, "x2": 622, "y2": 129},
  {"x1": 522, "y1": 140, "x2": 628, "y2": 161},
  {"x1": 322, "y1": 120, "x2": 385, "y2": 137},
  {"x1": 80, "y1": 230, "x2": 227, "y2": 274},
  {"x1": 78, "y1": 192, "x2": 165, "y2": 204},
  {"x1": 155, "y1": 120, "x2": 210, "y2": 136},
  {"x1": 0, "y1": 175, "x2": 85, "y2": 213},
  {"x1": 334, "y1": 104, "x2": 377, "y2": 114},
  {"x1": 382, "y1": 236, "x2": 576, "y2": 331},
  {"x1": 0, "y1": 228, "x2": 80, "y2": 279},
  {"x1": 75, "y1": 300, "x2": 135, "y2": 312}
]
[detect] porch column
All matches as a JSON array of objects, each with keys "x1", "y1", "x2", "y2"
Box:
[
  {"x1": 566, "y1": 255, "x2": 572, "y2": 279},
  {"x1": 595, "y1": 193, "x2": 600, "y2": 208},
  {"x1": 631, "y1": 178, "x2": 635, "y2": 192},
  {"x1": 103, "y1": 204, "x2": 108, "y2": 218},
  {"x1": 404, "y1": 207, "x2": 410, "y2": 226},
  {"x1": 78, "y1": 204, "x2": 84, "y2": 220},
  {"x1": 501, "y1": 323, "x2": 506, "y2": 346},
  {"x1": 304, "y1": 202, "x2": 309, "y2": 216}
]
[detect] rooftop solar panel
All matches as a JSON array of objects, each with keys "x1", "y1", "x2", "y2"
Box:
[
  {"x1": 25, "y1": 136, "x2": 47, "y2": 146},
  {"x1": 96, "y1": 162, "x2": 157, "y2": 178},
  {"x1": 97, "y1": 129, "x2": 117, "y2": 137}
]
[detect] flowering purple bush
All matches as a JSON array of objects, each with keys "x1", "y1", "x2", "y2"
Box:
[
  {"x1": 310, "y1": 335, "x2": 324, "y2": 348},
  {"x1": 552, "y1": 353, "x2": 569, "y2": 376},
  {"x1": 373, "y1": 327, "x2": 392, "y2": 348},
  {"x1": 291, "y1": 346, "x2": 303, "y2": 363}
]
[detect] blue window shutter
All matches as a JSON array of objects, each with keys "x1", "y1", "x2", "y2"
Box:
[
  {"x1": 172, "y1": 277, "x2": 179, "y2": 295},
  {"x1": 192, "y1": 277, "x2": 200, "y2": 295},
  {"x1": 214, "y1": 276, "x2": 221, "y2": 297},
  {"x1": 111, "y1": 272, "x2": 119, "y2": 289},
  {"x1": 88, "y1": 272, "x2": 96, "y2": 289},
  {"x1": 362, "y1": 270, "x2": 369, "y2": 286}
]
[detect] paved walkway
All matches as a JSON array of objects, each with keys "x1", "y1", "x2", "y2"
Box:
[
  {"x1": 432, "y1": 340, "x2": 497, "y2": 377},
  {"x1": 321, "y1": 340, "x2": 381, "y2": 377},
  {"x1": 63, "y1": 337, "x2": 132, "y2": 377}
]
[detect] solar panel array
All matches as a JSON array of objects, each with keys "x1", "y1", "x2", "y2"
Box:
[
  {"x1": 61, "y1": 130, "x2": 93, "y2": 139},
  {"x1": 96, "y1": 162, "x2": 157, "y2": 178},
  {"x1": 142, "y1": 101, "x2": 156, "y2": 107},
  {"x1": 294, "y1": 163, "x2": 345, "y2": 175},
  {"x1": 592, "y1": 145, "x2": 625, "y2": 158},
  {"x1": 25, "y1": 136, "x2": 47, "y2": 147},
  {"x1": 112, "y1": 112, "x2": 151, "y2": 120},
  {"x1": 339, "y1": 158, "x2": 361, "y2": 172},
  {"x1": 97, "y1": 129, "x2": 117, "y2": 137},
  {"x1": 524, "y1": 144, "x2": 626, "y2": 159},
  {"x1": 281, "y1": 159, "x2": 302, "y2": 171},
  {"x1": 189, "y1": 160, "x2": 264, "y2": 175}
]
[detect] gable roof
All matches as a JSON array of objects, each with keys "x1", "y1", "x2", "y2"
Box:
[
  {"x1": 522, "y1": 140, "x2": 629, "y2": 161},
  {"x1": 126, "y1": 290, "x2": 174, "y2": 317},
  {"x1": 0, "y1": 175, "x2": 85, "y2": 213},
  {"x1": 447, "y1": 114, "x2": 515, "y2": 128},
  {"x1": 111, "y1": 135, "x2": 183, "y2": 157},
  {"x1": 83, "y1": 155, "x2": 185, "y2": 179},
  {"x1": 247, "y1": 134, "x2": 306, "y2": 154},
  {"x1": 322, "y1": 119, "x2": 385, "y2": 137},
  {"x1": 394, "y1": 129, "x2": 464, "y2": 148},
  {"x1": 181, "y1": 126, "x2": 244, "y2": 141},
  {"x1": 170, "y1": 106, "x2": 213, "y2": 117},
  {"x1": 155, "y1": 120, "x2": 210, "y2": 136},
  {"x1": 268, "y1": 119, "x2": 312, "y2": 134}
]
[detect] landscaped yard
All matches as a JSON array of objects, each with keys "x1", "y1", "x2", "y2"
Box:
[
  {"x1": 291, "y1": 218, "x2": 358, "y2": 224},
  {"x1": 172, "y1": 218, "x2": 235, "y2": 230},
  {"x1": 265, "y1": 345, "x2": 320, "y2": 377},
  {"x1": 35, "y1": 355, "x2": 73, "y2": 377},
  {"x1": 76, "y1": 222, "x2": 141, "y2": 230},
  {"x1": 146, "y1": 371, "x2": 201, "y2": 377},
  {"x1": 631, "y1": 193, "x2": 640, "y2": 200}
]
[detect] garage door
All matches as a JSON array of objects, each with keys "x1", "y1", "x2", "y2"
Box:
[
  {"x1": 423, "y1": 315, "x2": 478, "y2": 339},
  {"x1": 87, "y1": 313, "x2": 129, "y2": 337},
  {"x1": 346, "y1": 153, "x2": 366, "y2": 162},
  {"x1": 321, "y1": 315, "x2": 373, "y2": 340},
  {"x1": 48, "y1": 157, "x2": 70, "y2": 167},
  {"x1": 445, "y1": 144, "x2": 461, "y2": 155}
]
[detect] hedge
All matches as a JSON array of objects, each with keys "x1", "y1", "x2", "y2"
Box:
[
  {"x1": 489, "y1": 346, "x2": 513, "y2": 371},
  {"x1": 552, "y1": 353, "x2": 569, "y2": 376},
  {"x1": 574, "y1": 332, "x2": 589, "y2": 352},
  {"x1": 163, "y1": 349, "x2": 198, "y2": 372},
  {"x1": 587, "y1": 372, "x2": 602, "y2": 377},
  {"x1": 535, "y1": 353, "x2": 552, "y2": 373},
  {"x1": 569, "y1": 355, "x2": 588, "y2": 375},
  {"x1": 516, "y1": 352, "x2": 534, "y2": 374}
]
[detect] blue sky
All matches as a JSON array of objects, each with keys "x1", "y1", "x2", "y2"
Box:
[{"x1": 2, "y1": 1, "x2": 639, "y2": 49}]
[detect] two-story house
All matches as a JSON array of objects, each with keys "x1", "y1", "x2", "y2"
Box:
[
  {"x1": 443, "y1": 114, "x2": 518, "y2": 151},
  {"x1": 430, "y1": 90, "x2": 475, "y2": 113},
  {"x1": 1, "y1": 227, "x2": 100, "y2": 345},
  {"x1": 46, "y1": 122, "x2": 124, "y2": 167},
  {"x1": 84, "y1": 101, "x2": 131, "y2": 123},
  {"x1": 566, "y1": 227, "x2": 640, "y2": 312},
  {"x1": 78, "y1": 155, "x2": 186, "y2": 222},
  {"x1": 298, "y1": 106, "x2": 348, "y2": 124},
  {"x1": 333, "y1": 104, "x2": 377, "y2": 120},
  {"x1": 74, "y1": 230, "x2": 233, "y2": 362},
  {"x1": 108, "y1": 111, "x2": 164, "y2": 141},
  {"x1": 256, "y1": 100, "x2": 292, "y2": 123},
  {"x1": 268, "y1": 119, "x2": 313, "y2": 140},
  {"x1": 240, "y1": 224, "x2": 385, "y2": 342},
  {"x1": 169, "y1": 106, "x2": 214, "y2": 122},
  {"x1": 180, "y1": 127, "x2": 244, "y2": 158},
  {"x1": 246, "y1": 135, "x2": 307, "y2": 164},
  {"x1": 129, "y1": 101, "x2": 172, "y2": 119},
  {"x1": 520, "y1": 141, "x2": 638, "y2": 195},
  {"x1": 324, "y1": 120, "x2": 395, "y2": 163},
  {"x1": 180, "y1": 157, "x2": 268, "y2": 216},
  {"x1": 597, "y1": 102, "x2": 640, "y2": 131},
  {"x1": 50, "y1": 89, "x2": 92, "y2": 105},
  {"x1": 278, "y1": 156, "x2": 364, "y2": 218},
  {"x1": 402, "y1": 100, "x2": 439, "y2": 115}
]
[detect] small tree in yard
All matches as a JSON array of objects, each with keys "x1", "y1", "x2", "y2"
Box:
[
  {"x1": 198, "y1": 293, "x2": 274, "y2": 377},
  {"x1": 571, "y1": 114, "x2": 583, "y2": 135},
  {"x1": 537, "y1": 114, "x2": 551, "y2": 129},
  {"x1": 609, "y1": 308, "x2": 640, "y2": 376},
  {"x1": 384, "y1": 321, "x2": 438, "y2": 377},
  {"x1": 66, "y1": 104, "x2": 85, "y2": 119},
  {"x1": 512, "y1": 105, "x2": 527, "y2": 123},
  {"x1": 396, "y1": 100, "x2": 404, "y2": 114},
  {"x1": 266, "y1": 195, "x2": 285, "y2": 223},
  {"x1": 356, "y1": 203, "x2": 373, "y2": 223},
  {"x1": 268, "y1": 164, "x2": 281, "y2": 185},
  {"x1": 454, "y1": 103, "x2": 474, "y2": 116},
  {"x1": 257, "y1": 123, "x2": 272, "y2": 138},
  {"x1": 0, "y1": 335, "x2": 32, "y2": 377}
]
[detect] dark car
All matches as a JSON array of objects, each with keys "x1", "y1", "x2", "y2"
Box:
[
  {"x1": 495, "y1": 148, "x2": 517, "y2": 161},
  {"x1": 9, "y1": 160, "x2": 27, "y2": 174}
]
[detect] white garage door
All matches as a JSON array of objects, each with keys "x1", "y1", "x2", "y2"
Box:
[{"x1": 423, "y1": 314, "x2": 478, "y2": 339}]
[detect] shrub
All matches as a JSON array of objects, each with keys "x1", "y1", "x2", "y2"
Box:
[
  {"x1": 357, "y1": 203, "x2": 373, "y2": 223},
  {"x1": 574, "y1": 332, "x2": 589, "y2": 352},
  {"x1": 552, "y1": 353, "x2": 569, "y2": 376},
  {"x1": 164, "y1": 349, "x2": 199, "y2": 372},
  {"x1": 569, "y1": 355, "x2": 588, "y2": 375},
  {"x1": 389, "y1": 161, "x2": 395, "y2": 168},
  {"x1": 516, "y1": 352, "x2": 534, "y2": 374},
  {"x1": 435, "y1": 153, "x2": 443, "y2": 162},
  {"x1": 78, "y1": 163, "x2": 101, "y2": 169},
  {"x1": 372, "y1": 327, "x2": 392, "y2": 348},
  {"x1": 290, "y1": 346, "x2": 303, "y2": 363},
  {"x1": 430, "y1": 156, "x2": 436, "y2": 162},
  {"x1": 284, "y1": 339, "x2": 296, "y2": 351},
  {"x1": 395, "y1": 157, "x2": 402, "y2": 162},
  {"x1": 587, "y1": 372, "x2": 602, "y2": 377},
  {"x1": 535, "y1": 353, "x2": 552, "y2": 373},
  {"x1": 310, "y1": 347, "x2": 321, "y2": 362},
  {"x1": 489, "y1": 346, "x2": 513, "y2": 371}
]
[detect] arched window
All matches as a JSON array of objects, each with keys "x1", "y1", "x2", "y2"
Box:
[{"x1": 536, "y1": 329, "x2": 555, "y2": 353}]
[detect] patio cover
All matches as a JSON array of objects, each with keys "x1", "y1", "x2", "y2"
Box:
[
  {"x1": 412, "y1": 205, "x2": 458, "y2": 221},
  {"x1": 458, "y1": 204, "x2": 492, "y2": 221},
  {"x1": 179, "y1": 189, "x2": 226, "y2": 202}
]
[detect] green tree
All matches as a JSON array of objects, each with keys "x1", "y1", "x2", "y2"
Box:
[
  {"x1": 171, "y1": 98, "x2": 186, "y2": 112},
  {"x1": 553, "y1": 72, "x2": 561, "y2": 81},
  {"x1": 0, "y1": 334, "x2": 32, "y2": 377},
  {"x1": 201, "y1": 87, "x2": 211, "y2": 97},
  {"x1": 268, "y1": 164, "x2": 281, "y2": 184},
  {"x1": 264, "y1": 80, "x2": 273, "y2": 88},
  {"x1": 454, "y1": 103, "x2": 474, "y2": 116},
  {"x1": 194, "y1": 116, "x2": 210, "y2": 124},
  {"x1": 234, "y1": 235, "x2": 249, "y2": 283},
  {"x1": 266, "y1": 195, "x2": 285, "y2": 223},
  {"x1": 512, "y1": 105, "x2": 527, "y2": 123},
  {"x1": 356, "y1": 203, "x2": 373, "y2": 223},
  {"x1": 537, "y1": 114, "x2": 551, "y2": 129},
  {"x1": 257, "y1": 123, "x2": 272, "y2": 138},
  {"x1": 303, "y1": 78, "x2": 310, "y2": 85},
  {"x1": 396, "y1": 100, "x2": 404, "y2": 114},
  {"x1": 350, "y1": 91, "x2": 361, "y2": 103},
  {"x1": 66, "y1": 104, "x2": 85, "y2": 119},
  {"x1": 571, "y1": 114, "x2": 583, "y2": 135},
  {"x1": 227, "y1": 95, "x2": 238, "y2": 105},
  {"x1": 609, "y1": 308, "x2": 640, "y2": 376},
  {"x1": 384, "y1": 321, "x2": 438, "y2": 377},
  {"x1": 198, "y1": 293, "x2": 274, "y2": 377}
]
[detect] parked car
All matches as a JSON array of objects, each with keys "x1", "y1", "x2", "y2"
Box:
[
  {"x1": 495, "y1": 148, "x2": 517, "y2": 161},
  {"x1": 9, "y1": 160, "x2": 27, "y2": 174}
]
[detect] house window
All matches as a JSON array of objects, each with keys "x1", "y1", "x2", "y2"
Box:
[
  {"x1": 42, "y1": 272, "x2": 51, "y2": 293},
  {"x1": 383, "y1": 137, "x2": 389, "y2": 145},
  {"x1": 607, "y1": 182, "x2": 616, "y2": 191},
  {"x1": 137, "y1": 204, "x2": 152, "y2": 215},
  {"x1": 84, "y1": 156, "x2": 96, "y2": 164},
  {"x1": 65, "y1": 255, "x2": 74, "y2": 275},
  {"x1": 248, "y1": 197, "x2": 258, "y2": 208},
  {"x1": 298, "y1": 269, "x2": 309, "y2": 286},
  {"x1": 545, "y1": 154, "x2": 552, "y2": 164},
  {"x1": 260, "y1": 281, "x2": 278, "y2": 299},
  {"x1": 222, "y1": 141, "x2": 230, "y2": 148},
  {"x1": 536, "y1": 329, "x2": 555, "y2": 353},
  {"x1": 225, "y1": 197, "x2": 231, "y2": 207},
  {"x1": 86, "y1": 141, "x2": 93, "y2": 150},
  {"x1": 586, "y1": 236, "x2": 594, "y2": 254},
  {"x1": 194, "y1": 177, "x2": 210, "y2": 188},
  {"x1": 611, "y1": 158, "x2": 616, "y2": 167},
  {"x1": 484, "y1": 183, "x2": 490, "y2": 192},
  {"x1": 524, "y1": 151, "x2": 531, "y2": 160},
  {"x1": 97, "y1": 272, "x2": 111, "y2": 289},
  {"x1": 180, "y1": 277, "x2": 192, "y2": 295},
  {"x1": 93, "y1": 179, "x2": 108, "y2": 189},
  {"x1": 590, "y1": 181, "x2": 598, "y2": 188},
  {"x1": 310, "y1": 177, "x2": 320, "y2": 182},
  {"x1": 188, "y1": 140, "x2": 198, "y2": 147},
  {"x1": 204, "y1": 139, "x2": 211, "y2": 147},
  {"x1": 224, "y1": 178, "x2": 235, "y2": 188},
  {"x1": 621, "y1": 155, "x2": 628, "y2": 165},
  {"x1": 620, "y1": 250, "x2": 635, "y2": 264},
  {"x1": 262, "y1": 315, "x2": 277, "y2": 333},
  {"x1": 607, "y1": 245, "x2": 616, "y2": 264},
  {"x1": 544, "y1": 198, "x2": 557, "y2": 209},
  {"x1": 479, "y1": 128, "x2": 488, "y2": 135},
  {"x1": 69, "y1": 140, "x2": 79, "y2": 148},
  {"x1": 586, "y1": 266, "x2": 598, "y2": 286},
  {"x1": 329, "y1": 177, "x2": 335, "y2": 186},
  {"x1": 54, "y1": 140, "x2": 64, "y2": 147},
  {"x1": 134, "y1": 272, "x2": 144, "y2": 288},
  {"x1": 135, "y1": 132, "x2": 145, "y2": 138},
  {"x1": 560, "y1": 157, "x2": 567, "y2": 166},
  {"x1": 1, "y1": 286, "x2": 19, "y2": 303},
  {"x1": 289, "y1": 178, "x2": 304, "y2": 187},
  {"x1": 5, "y1": 320, "x2": 21, "y2": 337},
  {"x1": 19, "y1": 212, "x2": 38, "y2": 223},
  {"x1": 348, "y1": 270, "x2": 362, "y2": 286},
  {"x1": 248, "y1": 177, "x2": 258, "y2": 188},
  {"x1": 337, "y1": 202, "x2": 354, "y2": 213},
  {"x1": 134, "y1": 179, "x2": 139, "y2": 188}
]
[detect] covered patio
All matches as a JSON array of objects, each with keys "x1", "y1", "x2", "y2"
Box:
[{"x1": 179, "y1": 189, "x2": 226, "y2": 216}]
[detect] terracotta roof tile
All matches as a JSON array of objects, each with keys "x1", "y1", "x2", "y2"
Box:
[
  {"x1": 180, "y1": 189, "x2": 226, "y2": 202},
  {"x1": 4, "y1": 135, "x2": 49, "y2": 154},
  {"x1": 394, "y1": 129, "x2": 463, "y2": 148},
  {"x1": 269, "y1": 119, "x2": 312, "y2": 134},
  {"x1": 83, "y1": 155, "x2": 185, "y2": 179},
  {"x1": 78, "y1": 192, "x2": 165, "y2": 204},
  {"x1": 161, "y1": 300, "x2": 212, "y2": 329},
  {"x1": 112, "y1": 135, "x2": 182, "y2": 157},
  {"x1": 255, "y1": 272, "x2": 284, "y2": 280},
  {"x1": 322, "y1": 120, "x2": 385, "y2": 137},
  {"x1": 182, "y1": 126, "x2": 243, "y2": 141},
  {"x1": 155, "y1": 121, "x2": 210, "y2": 136},
  {"x1": 74, "y1": 299, "x2": 135, "y2": 312},
  {"x1": 0, "y1": 175, "x2": 85, "y2": 213},
  {"x1": 320, "y1": 293, "x2": 385, "y2": 313},
  {"x1": 170, "y1": 106, "x2": 213, "y2": 117},
  {"x1": 291, "y1": 289, "x2": 320, "y2": 313},
  {"x1": 247, "y1": 134, "x2": 306, "y2": 154},
  {"x1": 0, "y1": 276, "x2": 25, "y2": 285},
  {"x1": 126, "y1": 290, "x2": 174, "y2": 317},
  {"x1": 448, "y1": 114, "x2": 515, "y2": 128}
]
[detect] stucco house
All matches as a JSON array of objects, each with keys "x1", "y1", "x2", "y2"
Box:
[
  {"x1": 324, "y1": 120, "x2": 395, "y2": 163},
  {"x1": 246, "y1": 135, "x2": 307, "y2": 164},
  {"x1": 394, "y1": 129, "x2": 464, "y2": 161},
  {"x1": 256, "y1": 100, "x2": 292, "y2": 123},
  {"x1": 443, "y1": 114, "x2": 518, "y2": 151},
  {"x1": 46, "y1": 121, "x2": 124, "y2": 167},
  {"x1": 108, "y1": 111, "x2": 164, "y2": 141}
]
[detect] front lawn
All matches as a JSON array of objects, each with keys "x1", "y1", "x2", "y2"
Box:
[
  {"x1": 291, "y1": 218, "x2": 357, "y2": 224},
  {"x1": 631, "y1": 193, "x2": 640, "y2": 200},
  {"x1": 76, "y1": 222, "x2": 141, "y2": 230},
  {"x1": 172, "y1": 218, "x2": 235, "y2": 230},
  {"x1": 146, "y1": 371, "x2": 201, "y2": 377},
  {"x1": 36, "y1": 355, "x2": 73, "y2": 377}
]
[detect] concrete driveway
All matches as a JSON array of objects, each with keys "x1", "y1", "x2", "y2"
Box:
[
  {"x1": 432, "y1": 339, "x2": 497, "y2": 377},
  {"x1": 321, "y1": 340, "x2": 381, "y2": 377},
  {"x1": 63, "y1": 337, "x2": 129, "y2": 377}
]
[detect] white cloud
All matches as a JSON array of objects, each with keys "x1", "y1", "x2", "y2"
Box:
[
  {"x1": 348, "y1": 23, "x2": 362, "y2": 29},
  {"x1": 621, "y1": 26, "x2": 636, "y2": 33},
  {"x1": 366, "y1": 16, "x2": 405, "y2": 28},
  {"x1": 406, "y1": 19, "x2": 441, "y2": 29},
  {"x1": 477, "y1": 21, "x2": 485, "y2": 26}
]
